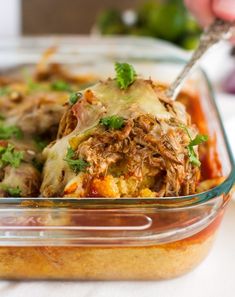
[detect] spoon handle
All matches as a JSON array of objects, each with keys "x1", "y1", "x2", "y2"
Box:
[{"x1": 165, "y1": 19, "x2": 233, "y2": 100}]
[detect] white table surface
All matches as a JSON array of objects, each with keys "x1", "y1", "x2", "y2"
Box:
[
  {"x1": 0, "y1": 41, "x2": 234, "y2": 297},
  {"x1": 0, "y1": 0, "x2": 21, "y2": 37}
]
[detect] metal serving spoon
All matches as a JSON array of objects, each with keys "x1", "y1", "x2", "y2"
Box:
[{"x1": 165, "y1": 19, "x2": 234, "y2": 100}]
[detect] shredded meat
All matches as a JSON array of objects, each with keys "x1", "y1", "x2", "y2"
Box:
[
  {"x1": 6, "y1": 95, "x2": 66, "y2": 137},
  {"x1": 41, "y1": 79, "x2": 205, "y2": 198},
  {"x1": 0, "y1": 163, "x2": 41, "y2": 197},
  {"x1": 0, "y1": 140, "x2": 41, "y2": 197},
  {"x1": 57, "y1": 103, "x2": 78, "y2": 138},
  {"x1": 74, "y1": 115, "x2": 200, "y2": 197}
]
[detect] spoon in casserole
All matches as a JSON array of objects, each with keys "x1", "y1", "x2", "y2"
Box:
[{"x1": 165, "y1": 19, "x2": 234, "y2": 100}]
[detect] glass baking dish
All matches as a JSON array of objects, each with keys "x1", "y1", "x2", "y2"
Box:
[{"x1": 0, "y1": 37, "x2": 234, "y2": 280}]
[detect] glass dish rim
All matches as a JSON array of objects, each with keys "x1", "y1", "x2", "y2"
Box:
[{"x1": 0, "y1": 37, "x2": 234, "y2": 208}]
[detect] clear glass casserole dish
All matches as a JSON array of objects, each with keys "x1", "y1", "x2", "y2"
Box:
[{"x1": 0, "y1": 36, "x2": 234, "y2": 280}]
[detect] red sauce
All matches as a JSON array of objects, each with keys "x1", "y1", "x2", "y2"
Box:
[{"x1": 178, "y1": 91, "x2": 222, "y2": 180}]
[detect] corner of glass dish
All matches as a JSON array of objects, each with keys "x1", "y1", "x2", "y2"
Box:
[{"x1": 0, "y1": 36, "x2": 234, "y2": 209}]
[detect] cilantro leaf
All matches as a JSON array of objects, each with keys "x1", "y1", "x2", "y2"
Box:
[
  {"x1": 66, "y1": 147, "x2": 75, "y2": 159},
  {"x1": 100, "y1": 115, "x2": 124, "y2": 130},
  {"x1": 0, "y1": 184, "x2": 22, "y2": 197},
  {"x1": 179, "y1": 124, "x2": 208, "y2": 167},
  {"x1": 189, "y1": 134, "x2": 208, "y2": 147},
  {"x1": 64, "y1": 147, "x2": 89, "y2": 174},
  {"x1": 69, "y1": 92, "x2": 82, "y2": 105},
  {"x1": 188, "y1": 134, "x2": 208, "y2": 166},
  {"x1": 0, "y1": 123, "x2": 23, "y2": 140},
  {"x1": 115, "y1": 62, "x2": 136, "y2": 89},
  {"x1": 0, "y1": 144, "x2": 24, "y2": 168},
  {"x1": 7, "y1": 186, "x2": 21, "y2": 197},
  {"x1": 187, "y1": 145, "x2": 201, "y2": 167},
  {"x1": 51, "y1": 80, "x2": 71, "y2": 92}
]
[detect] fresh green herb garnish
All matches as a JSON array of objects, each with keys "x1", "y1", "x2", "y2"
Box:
[
  {"x1": 0, "y1": 87, "x2": 11, "y2": 96},
  {"x1": 51, "y1": 80, "x2": 71, "y2": 92},
  {"x1": 115, "y1": 62, "x2": 137, "y2": 89},
  {"x1": 100, "y1": 115, "x2": 124, "y2": 130},
  {"x1": 7, "y1": 186, "x2": 21, "y2": 197},
  {"x1": 188, "y1": 134, "x2": 208, "y2": 167},
  {"x1": 0, "y1": 144, "x2": 24, "y2": 168},
  {"x1": 33, "y1": 136, "x2": 48, "y2": 151},
  {"x1": 189, "y1": 134, "x2": 208, "y2": 147},
  {"x1": 0, "y1": 184, "x2": 21, "y2": 197},
  {"x1": 0, "y1": 123, "x2": 23, "y2": 140},
  {"x1": 187, "y1": 145, "x2": 200, "y2": 167},
  {"x1": 69, "y1": 92, "x2": 82, "y2": 105},
  {"x1": 64, "y1": 147, "x2": 90, "y2": 173},
  {"x1": 180, "y1": 124, "x2": 208, "y2": 167}
]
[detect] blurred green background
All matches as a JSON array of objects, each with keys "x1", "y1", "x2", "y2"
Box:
[
  {"x1": 96, "y1": 0, "x2": 202, "y2": 50},
  {"x1": 22, "y1": 0, "x2": 202, "y2": 51}
]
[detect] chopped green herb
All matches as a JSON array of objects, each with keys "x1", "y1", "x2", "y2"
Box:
[
  {"x1": 0, "y1": 184, "x2": 22, "y2": 197},
  {"x1": 66, "y1": 147, "x2": 75, "y2": 159},
  {"x1": 0, "y1": 123, "x2": 23, "y2": 140},
  {"x1": 0, "y1": 144, "x2": 24, "y2": 168},
  {"x1": 69, "y1": 92, "x2": 82, "y2": 105},
  {"x1": 100, "y1": 115, "x2": 124, "y2": 130},
  {"x1": 64, "y1": 147, "x2": 89, "y2": 173},
  {"x1": 187, "y1": 145, "x2": 200, "y2": 167},
  {"x1": 188, "y1": 134, "x2": 208, "y2": 166},
  {"x1": 7, "y1": 186, "x2": 21, "y2": 197},
  {"x1": 51, "y1": 80, "x2": 71, "y2": 92},
  {"x1": 115, "y1": 62, "x2": 137, "y2": 89},
  {"x1": 179, "y1": 124, "x2": 208, "y2": 167},
  {"x1": 189, "y1": 134, "x2": 208, "y2": 147},
  {"x1": 33, "y1": 136, "x2": 48, "y2": 151},
  {"x1": 0, "y1": 87, "x2": 11, "y2": 96}
]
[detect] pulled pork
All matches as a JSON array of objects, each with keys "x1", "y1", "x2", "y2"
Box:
[
  {"x1": 69, "y1": 115, "x2": 200, "y2": 197},
  {"x1": 41, "y1": 79, "x2": 201, "y2": 198}
]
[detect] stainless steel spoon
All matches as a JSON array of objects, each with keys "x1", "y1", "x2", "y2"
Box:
[{"x1": 165, "y1": 19, "x2": 233, "y2": 100}]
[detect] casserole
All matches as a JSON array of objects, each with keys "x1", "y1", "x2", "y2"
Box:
[{"x1": 0, "y1": 37, "x2": 234, "y2": 280}]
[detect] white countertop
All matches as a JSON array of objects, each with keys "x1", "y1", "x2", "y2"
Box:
[{"x1": 0, "y1": 41, "x2": 234, "y2": 297}]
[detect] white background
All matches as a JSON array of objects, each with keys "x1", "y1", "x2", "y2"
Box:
[{"x1": 0, "y1": 0, "x2": 21, "y2": 37}]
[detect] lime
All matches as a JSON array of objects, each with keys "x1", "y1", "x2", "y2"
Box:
[
  {"x1": 148, "y1": 3, "x2": 187, "y2": 41},
  {"x1": 185, "y1": 17, "x2": 202, "y2": 34},
  {"x1": 98, "y1": 10, "x2": 126, "y2": 35},
  {"x1": 138, "y1": 1, "x2": 160, "y2": 25},
  {"x1": 181, "y1": 35, "x2": 200, "y2": 50}
]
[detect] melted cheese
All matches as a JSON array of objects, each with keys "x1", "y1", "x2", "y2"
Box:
[
  {"x1": 40, "y1": 79, "x2": 180, "y2": 197},
  {"x1": 91, "y1": 79, "x2": 171, "y2": 121}
]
